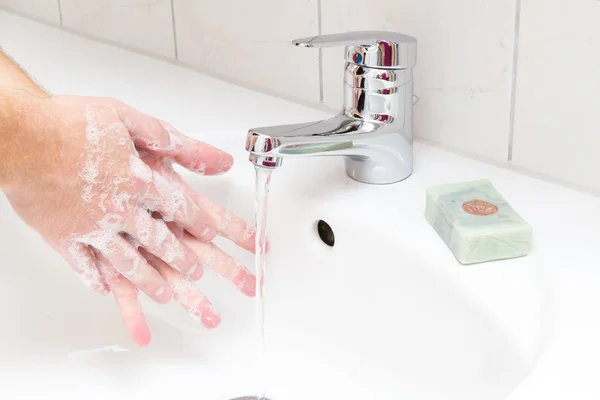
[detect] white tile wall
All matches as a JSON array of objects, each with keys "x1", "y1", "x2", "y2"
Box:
[
  {"x1": 512, "y1": 0, "x2": 600, "y2": 191},
  {"x1": 172, "y1": 0, "x2": 320, "y2": 103},
  {"x1": 0, "y1": 0, "x2": 60, "y2": 24},
  {"x1": 59, "y1": 0, "x2": 176, "y2": 58},
  {"x1": 3, "y1": 0, "x2": 600, "y2": 191},
  {"x1": 321, "y1": 0, "x2": 518, "y2": 162}
]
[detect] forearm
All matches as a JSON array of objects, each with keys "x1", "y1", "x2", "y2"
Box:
[
  {"x1": 0, "y1": 50, "x2": 47, "y2": 97},
  {"x1": 0, "y1": 50, "x2": 49, "y2": 189}
]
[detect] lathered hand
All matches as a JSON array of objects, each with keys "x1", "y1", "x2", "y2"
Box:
[{"x1": 2, "y1": 95, "x2": 257, "y2": 345}]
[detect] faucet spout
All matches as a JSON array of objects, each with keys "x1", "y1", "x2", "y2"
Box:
[
  {"x1": 246, "y1": 115, "x2": 413, "y2": 184},
  {"x1": 246, "y1": 117, "x2": 373, "y2": 161}
]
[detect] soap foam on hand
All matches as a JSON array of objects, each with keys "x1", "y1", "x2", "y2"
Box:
[{"x1": 425, "y1": 179, "x2": 532, "y2": 265}]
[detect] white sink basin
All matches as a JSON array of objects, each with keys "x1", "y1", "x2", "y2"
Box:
[
  {"x1": 0, "y1": 135, "x2": 546, "y2": 400},
  {"x1": 0, "y1": 12, "x2": 554, "y2": 398}
]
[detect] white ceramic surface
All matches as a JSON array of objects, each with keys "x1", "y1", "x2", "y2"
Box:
[
  {"x1": 1, "y1": 11, "x2": 599, "y2": 400},
  {"x1": 511, "y1": 0, "x2": 600, "y2": 191},
  {"x1": 0, "y1": 0, "x2": 59, "y2": 23},
  {"x1": 59, "y1": 0, "x2": 176, "y2": 57}
]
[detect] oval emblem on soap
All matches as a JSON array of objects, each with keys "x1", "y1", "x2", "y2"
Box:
[{"x1": 462, "y1": 199, "x2": 498, "y2": 216}]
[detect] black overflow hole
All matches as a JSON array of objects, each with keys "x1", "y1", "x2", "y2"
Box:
[{"x1": 317, "y1": 220, "x2": 335, "y2": 247}]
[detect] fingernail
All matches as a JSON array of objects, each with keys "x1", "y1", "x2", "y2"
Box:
[
  {"x1": 212, "y1": 162, "x2": 233, "y2": 176},
  {"x1": 155, "y1": 285, "x2": 172, "y2": 304},
  {"x1": 129, "y1": 319, "x2": 152, "y2": 347},
  {"x1": 233, "y1": 268, "x2": 256, "y2": 297},
  {"x1": 201, "y1": 309, "x2": 222, "y2": 329},
  {"x1": 188, "y1": 261, "x2": 204, "y2": 280},
  {"x1": 218, "y1": 160, "x2": 233, "y2": 174},
  {"x1": 200, "y1": 226, "x2": 217, "y2": 242},
  {"x1": 243, "y1": 226, "x2": 256, "y2": 241},
  {"x1": 188, "y1": 262, "x2": 197, "y2": 275}
]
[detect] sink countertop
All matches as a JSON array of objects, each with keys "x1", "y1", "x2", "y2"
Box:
[{"x1": 1, "y1": 10, "x2": 599, "y2": 399}]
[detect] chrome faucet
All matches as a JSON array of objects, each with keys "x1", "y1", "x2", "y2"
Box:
[{"x1": 245, "y1": 31, "x2": 418, "y2": 184}]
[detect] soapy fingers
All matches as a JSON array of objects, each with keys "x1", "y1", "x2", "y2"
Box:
[
  {"x1": 59, "y1": 243, "x2": 109, "y2": 296},
  {"x1": 98, "y1": 215, "x2": 256, "y2": 344},
  {"x1": 98, "y1": 243, "x2": 222, "y2": 345},
  {"x1": 100, "y1": 235, "x2": 172, "y2": 304},
  {"x1": 156, "y1": 156, "x2": 257, "y2": 252},
  {"x1": 185, "y1": 192, "x2": 257, "y2": 253},
  {"x1": 113, "y1": 102, "x2": 218, "y2": 242},
  {"x1": 143, "y1": 249, "x2": 222, "y2": 329},
  {"x1": 139, "y1": 151, "x2": 257, "y2": 253},
  {"x1": 142, "y1": 170, "x2": 217, "y2": 241},
  {"x1": 115, "y1": 102, "x2": 182, "y2": 156},
  {"x1": 96, "y1": 250, "x2": 152, "y2": 347},
  {"x1": 115, "y1": 102, "x2": 233, "y2": 176},
  {"x1": 106, "y1": 247, "x2": 223, "y2": 345},
  {"x1": 172, "y1": 226, "x2": 256, "y2": 297},
  {"x1": 158, "y1": 120, "x2": 234, "y2": 176},
  {"x1": 124, "y1": 208, "x2": 200, "y2": 276}
]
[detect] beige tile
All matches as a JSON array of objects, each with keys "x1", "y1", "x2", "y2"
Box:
[
  {"x1": 173, "y1": 0, "x2": 320, "y2": 103},
  {"x1": 0, "y1": 0, "x2": 60, "y2": 23},
  {"x1": 512, "y1": 0, "x2": 600, "y2": 190},
  {"x1": 321, "y1": 0, "x2": 517, "y2": 161},
  {"x1": 59, "y1": 0, "x2": 175, "y2": 57}
]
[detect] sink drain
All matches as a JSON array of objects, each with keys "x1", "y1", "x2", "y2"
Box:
[{"x1": 317, "y1": 219, "x2": 335, "y2": 247}]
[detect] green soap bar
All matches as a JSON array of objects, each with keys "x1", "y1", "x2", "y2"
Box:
[{"x1": 425, "y1": 179, "x2": 532, "y2": 265}]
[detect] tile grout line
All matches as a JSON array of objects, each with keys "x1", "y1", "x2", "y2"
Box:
[
  {"x1": 57, "y1": 0, "x2": 63, "y2": 26},
  {"x1": 507, "y1": 0, "x2": 522, "y2": 162},
  {"x1": 170, "y1": 0, "x2": 179, "y2": 60},
  {"x1": 317, "y1": 0, "x2": 324, "y2": 103}
]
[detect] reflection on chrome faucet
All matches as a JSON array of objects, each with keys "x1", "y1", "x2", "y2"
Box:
[{"x1": 246, "y1": 30, "x2": 418, "y2": 185}]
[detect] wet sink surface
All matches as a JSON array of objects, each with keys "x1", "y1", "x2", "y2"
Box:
[{"x1": 0, "y1": 137, "x2": 544, "y2": 400}]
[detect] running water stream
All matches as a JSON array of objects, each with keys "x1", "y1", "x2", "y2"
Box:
[{"x1": 253, "y1": 166, "x2": 272, "y2": 400}]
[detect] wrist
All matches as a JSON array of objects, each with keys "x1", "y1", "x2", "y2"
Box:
[
  {"x1": 0, "y1": 50, "x2": 50, "y2": 99},
  {"x1": 0, "y1": 90, "x2": 49, "y2": 189}
]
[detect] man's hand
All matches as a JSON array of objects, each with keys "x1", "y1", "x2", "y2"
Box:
[
  {"x1": 0, "y1": 49, "x2": 260, "y2": 346},
  {"x1": 5, "y1": 95, "x2": 219, "y2": 293},
  {"x1": 2, "y1": 94, "x2": 260, "y2": 346}
]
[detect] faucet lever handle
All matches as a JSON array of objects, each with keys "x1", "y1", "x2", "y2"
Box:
[{"x1": 292, "y1": 30, "x2": 417, "y2": 69}]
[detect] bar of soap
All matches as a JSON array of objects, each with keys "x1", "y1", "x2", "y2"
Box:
[{"x1": 425, "y1": 179, "x2": 532, "y2": 265}]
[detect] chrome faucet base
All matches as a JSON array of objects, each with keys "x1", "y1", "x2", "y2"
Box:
[
  {"x1": 344, "y1": 147, "x2": 413, "y2": 185},
  {"x1": 249, "y1": 149, "x2": 413, "y2": 185}
]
